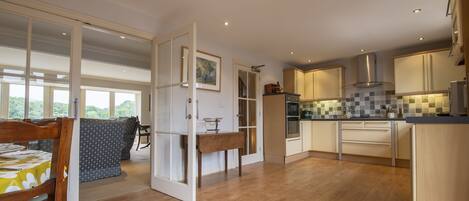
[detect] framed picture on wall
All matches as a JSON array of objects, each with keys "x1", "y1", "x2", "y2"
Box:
[{"x1": 181, "y1": 46, "x2": 222, "y2": 92}]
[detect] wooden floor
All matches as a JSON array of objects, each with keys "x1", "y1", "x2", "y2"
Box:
[{"x1": 102, "y1": 157, "x2": 411, "y2": 201}]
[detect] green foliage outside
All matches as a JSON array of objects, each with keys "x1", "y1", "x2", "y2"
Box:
[{"x1": 7, "y1": 97, "x2": 135, "y2": 119}]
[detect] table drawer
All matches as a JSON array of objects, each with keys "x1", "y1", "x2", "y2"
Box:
[
  {"x1": 341, "y1": 121, "x2": 364, "y2": 129},
  {"x1": 342, "y1": 129, "x2": 391, "y2": 143},
  {"x1": 363, "y1": 121, "x2": 391, "y2": 128},
  {"x1": 342, "y1": 142, "x2": 391, "y2": 158}
]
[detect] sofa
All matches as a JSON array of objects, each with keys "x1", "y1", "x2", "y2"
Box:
[
  {"x1": 119, "y1": 117, "x2": 139, "y2": 160},
  {"x1": 79, "y1": 118, "x2": 125, "y2": 182}
]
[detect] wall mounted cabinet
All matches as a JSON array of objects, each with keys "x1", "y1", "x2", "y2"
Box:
[
  {"x1": 394, "y1": 49, "x2": 466, "y2": 95},
  {"x1": 283, "y1": 68, "x2": 304, "y2": 99},
  {"x1": 449, "y1": 0, "x2": 465, "y2": 65},
  {"x1": 284, "y1": 67, "x2": 342, "y2": 101}
]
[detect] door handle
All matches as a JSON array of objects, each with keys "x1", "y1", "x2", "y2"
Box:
[{"x1": 73, "y1": 98, "x2": 78, "y2": 120}]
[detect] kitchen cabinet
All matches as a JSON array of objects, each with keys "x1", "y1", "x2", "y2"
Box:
[
  {"x1": 300, "y1": 121, "x2": 312, "y2": 151},
  {"x1": 396, "y1": 121, "x2": 412, "y2": 160},
  {"x1": 313, "y1": 68, "x2": 342, "y2": 100},
  {"x1": 303, "y1": 71, "x2": 314, "y2": 100},
  {"x1": 430, "y1": 50, "x2": 466, "y2": 91},
  {"x1": 394, "y1": 49, "x2": 465, "y2": 95},
  {"x1": 283, "y1": 68, "x2": 304, "y2": 99},
  {"x1": 311, "y1": 121, "x2": 338, "y2": 153},
  {"x1": 341, "y1": 121, "x2": 392, "y2": 158},
  {"x1": 286, "y1": 138, "x2": 302, "y2": 156}
]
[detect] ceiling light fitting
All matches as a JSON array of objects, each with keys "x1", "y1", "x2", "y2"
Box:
[
  {"x1": 413, "y1": 9, "x2": 422, "y2": 13},
  {"x1": 120, "y1": 36, "x2": 126, "y2": 39}
]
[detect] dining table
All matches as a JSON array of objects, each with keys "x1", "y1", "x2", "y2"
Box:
[{"x1": 0, "y1": 150, "x2": 52, "y2": 194}]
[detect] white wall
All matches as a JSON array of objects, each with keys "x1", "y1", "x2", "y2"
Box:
[{"x1": 196, "y1": 38, "x2": 286, "y2": 175}]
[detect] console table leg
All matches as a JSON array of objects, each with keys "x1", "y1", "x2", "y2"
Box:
[
  {"x1": 238, "y1": 148, "x2": 242, "y2": 176},
  {"x1": 224, "y1": 150, "x2": 228, "y2": 174},
  {"x1": 198, "y1": 151, "x2": 202, "y2": 188}
]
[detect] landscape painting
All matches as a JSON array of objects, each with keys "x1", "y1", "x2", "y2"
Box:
[{"x1": 181, "y1": 47, "x2": 221, "y2": 91}]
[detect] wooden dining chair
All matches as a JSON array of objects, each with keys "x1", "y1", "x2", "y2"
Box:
[{"x1": 0, "y1": 118, "x2": 74, "y2": 201}]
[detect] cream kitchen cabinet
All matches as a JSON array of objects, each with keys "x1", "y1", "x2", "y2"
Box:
[
  {"x1": 340, "y1": 121, "x2": 392, "y2": 158},
  {"x1": 300, "y1": 121, "x2": 312, "y2": 151},
  {"x1": 285, "y1": 138, "x2": 302, "y2": 156},
  {"x1": 396, "y1": 121, "x2": 412, "y2": 160},
  {"x1": 394, "y1": 49, "x2": 465, "y2": 95},
  {"x1": 449, "y1": 0, "x2": 465, "y2": 65},
  {"x1": 311, "y1": 121, "x2": 338, "y2": 153},
  {"x1": 283, "y1": 68, "x2": 304, "y2": 99},
  {"x1": 313, "y1": 68, "x2": 343, "y2": 100},
  {"x1": 303, "y1": 71, "x2": 314, "y2": 100}
]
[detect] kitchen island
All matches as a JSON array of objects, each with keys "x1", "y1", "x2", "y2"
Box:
[{"x1": 405, "y1": 117, "x2": 469, "y2": 201}]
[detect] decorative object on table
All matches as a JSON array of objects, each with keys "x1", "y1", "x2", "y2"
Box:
[
  {"x1": 203, "y1": 118, "x2": 222, "y2": 132},
  {"x1": 181, "y1": 46, "x2": 222, "y2": 91},
  {"x1": 264, "y1": 82, "x2": 282, "y2": 95}
]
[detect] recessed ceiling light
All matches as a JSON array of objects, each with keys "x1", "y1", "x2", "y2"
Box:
[
  {"x1": 61, "y1": 32, "x2": 67, "y2": 36},
  {"x1": 454, "y1": 30, "x2": 459, "y2": 34},
  {"x1": 418, "y1": 36, "x2": 425, "y2": 41},
  {"x1": 413, "y1": 8, "x2": 422, "y2": 13},
  {"x1": 120, "y1": 36, "x2": 126, "y2": 39},
  {"x1": 360, "y1": 49, "x2": 366, "y2": 52},
  {"x1": 308, "y1": 59, "x2": 312, "y2": 63},
  {"x1": 224, "y1": 21, "x2": 229, "y2": 26},
  {"x1": 290, "y1": 51, "x2": 294, "y2": 55}
]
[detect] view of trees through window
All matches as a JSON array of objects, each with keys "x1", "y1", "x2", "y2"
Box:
[
  {"x1": 8, "y1": 84, "x2": 25, "y2": 119},
  {"x1": 85, "y1": 90, "x2": 110, "y2": 119},
  {"x1": 4, "y1": 85, "x2": 138, "y2": 119},
  {"x1": 115, "y1": 92, "x2": 137, "y2": 117},
  {"x1": 53, "y1": 89, "x2": 69, "y2": 117}
]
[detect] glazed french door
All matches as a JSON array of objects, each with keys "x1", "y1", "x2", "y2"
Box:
[
  {"x1": 235, "y1": 64, "x2": 262, "y2": 164},
  {"x1": 0, "y1": 2, "x2": 82, "y2": 200},
  {"x1": 151, "y1": 23, "x2": 197, "y2": 201}
]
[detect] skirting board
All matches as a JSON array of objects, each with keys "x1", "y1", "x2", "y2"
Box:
[{"x1": 309, "y1": 151, "x2": 410, "y2": 168}]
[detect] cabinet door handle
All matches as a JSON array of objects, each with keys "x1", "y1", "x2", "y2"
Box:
[{"x1": 430, "y1": 54, "x2": 434, "y2": 91}]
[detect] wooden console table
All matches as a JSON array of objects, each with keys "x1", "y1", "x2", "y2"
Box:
[{"x1": 182, "y1": 131, "x2": 246, "y2": 188}]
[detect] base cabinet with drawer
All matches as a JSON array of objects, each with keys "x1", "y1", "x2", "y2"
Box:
[
  {"x1": 286, "y1": 138, "x2": 302, "y2": 156},
  {"x1": 340, "y1": 121, "x2": 392, "y2": 158}
]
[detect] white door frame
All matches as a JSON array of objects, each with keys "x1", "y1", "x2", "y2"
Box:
[
  {"x1": 233, "y1": 63, "x2": 263, "y2": 165},
  {"x1": 151, "y1": 23, "x2": 197, "y2": 201},
  {"x1": 0, "y1": 2, "x2": 82, "y2": 200}
]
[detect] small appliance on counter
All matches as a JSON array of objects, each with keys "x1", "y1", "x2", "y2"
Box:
[
  {"x1": 449, "y1": 80, "x2": 468, "y2": 116},
  {"x1": 301, "y1": 110, "x2": 313, "y2": 119},
  {"x1": 264, "y1": 82, "x2": 282, "y2": 95}
]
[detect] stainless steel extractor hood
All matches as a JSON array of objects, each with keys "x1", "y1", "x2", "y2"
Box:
[{"x1": 354, "y1": 53, "x2": 383, "y2": 88}]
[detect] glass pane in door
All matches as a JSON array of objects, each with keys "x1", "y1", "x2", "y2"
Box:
[
  {"x1": 52, "y1": 89, "x2": 69, "y2": 117},
  {"x1": 248, "y1": 100, "x2": 256, "y2": 125},
  {"x1": 30, "y1": 19, "x2": 71, "y2": 118},
  {"x1": 238, "y1": 70, "x2": 247, "y2": 98},
  {"x1": 248, "y1": 72, "x2": 256, "y2": 99},
  {"x1": 249, "y1": 128, "x2": 257, "y2": 154},
  {"x1": 239, "y1": 128, "x2": 248, "y2": 155},
  {"x1": 0, "y1": 12, "x2": 28, "y2": 119},
  {"x1": 238, "y1": 99, "x2": 247, "y2": 126}
]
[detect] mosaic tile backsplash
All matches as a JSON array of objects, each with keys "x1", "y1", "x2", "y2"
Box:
[{"x1": 300, "y1": 90, "x2": 449, "y2": 119}]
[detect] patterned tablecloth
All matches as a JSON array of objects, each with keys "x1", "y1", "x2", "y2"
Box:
[{"x1": 0, "y1": 150, "x2": 51, "y2": 194}]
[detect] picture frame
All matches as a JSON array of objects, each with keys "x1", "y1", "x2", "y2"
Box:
[{"x1": 181, "y1": 46, "x2": 222, "y2": 92}]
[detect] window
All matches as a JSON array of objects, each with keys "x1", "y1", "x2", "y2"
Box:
[
  {"x1": 28, "y1": 86, "x2": 44, "y2": 119},
  {"x1": 85, "y1": 90, "x2": 110, "y2": 119},
  {"x1": 115, "y1": 92, "x2": 137, "y2": 117},
  {"x1": 53, "y1": 89, "x2": 69, "y2": 117},
  {"x1": 8, "y1": 84, "x2": 25, "y2": 119}
]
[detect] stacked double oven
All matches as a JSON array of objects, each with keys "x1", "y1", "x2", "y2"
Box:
[{"x1": 285, "y1": 94, "x2": 300, "y2": 139}]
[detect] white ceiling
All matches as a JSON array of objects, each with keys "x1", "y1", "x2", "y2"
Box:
[{"x1": 42, "y1": 0, "x2": 452, "y2": 66}]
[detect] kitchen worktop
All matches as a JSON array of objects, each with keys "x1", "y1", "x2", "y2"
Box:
[
  {"x1": 406, "y1": 116, "x2": 469, "y2": 124},
  {"x1": 301, "y1": 117, "x2": 406, "y2": 121}
]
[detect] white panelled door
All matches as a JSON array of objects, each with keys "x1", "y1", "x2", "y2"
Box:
[{"x1": 151, "y1": 23, "x2": 197, "y2": 201}]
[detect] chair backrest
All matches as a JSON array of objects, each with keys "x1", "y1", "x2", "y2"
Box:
[{"x1": 0, "y1": 118, "x2": 74, "y2": 201}]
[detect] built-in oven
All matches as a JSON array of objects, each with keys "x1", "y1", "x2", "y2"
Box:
[
  {"x1": 286, "y1": 116, "x2": 300, "y2": 138},
  {"x1": 286, "y1": 95, "x2": 300, "y2": 116},
  {"x1": 285, "y1": 94, "x2": 300, "y2": 138}
]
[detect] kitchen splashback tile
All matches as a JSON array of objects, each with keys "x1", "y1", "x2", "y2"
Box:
[{"x1": 300, "y1": 90, "x2": 449, "y2": 118}]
